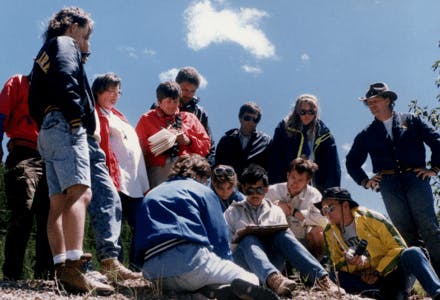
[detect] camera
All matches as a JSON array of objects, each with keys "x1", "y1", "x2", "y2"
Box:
[{"x1": 345, "y1": 239, "x2": 368, "y2": 260}]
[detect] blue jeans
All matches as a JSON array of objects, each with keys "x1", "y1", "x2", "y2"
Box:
[
  {"x1": 142, "y1": 243, "x2": 258, "y2": 292},
  {"x1": 87, "y1": 137, "x2": 122, "y2": 260},
  {"x1": 233, "y1": 230, "x2": 327, "y2": 284},
  {"x1": 380, "y1": 173, "x2": 440, "y2": 275},
  {"x1": 120, "y1": 192, "x2": 143, "y2": 267},
  {"x1": 335, "y1": 247, "x2": 440, "y2": 298}
]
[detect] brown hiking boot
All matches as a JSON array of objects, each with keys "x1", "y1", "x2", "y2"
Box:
[
  {"x1": 58, "y1": 255, "x2": 114, "y2": 295},
  {"x1": 101, "y1": 257, "x2": 143, "y2": 281},
  {"x1": 315, "y1": 275, "x2": 346, "y2": 296},
  {"x1": 266, "y1": 272, "x2": 296, "y2": 296}
]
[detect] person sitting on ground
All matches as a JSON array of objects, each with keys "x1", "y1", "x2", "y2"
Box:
[
  {"x1": 315, "y1": 186, "x2": 440, "y2": 299},
  {"x1": 211, "y1": 164, "x2": 245, "y2": 212},
  {"x1": 134, "y1": 154, "x2": 278, "y2": 300},
  {"x1": 266, "y1": 157, "x2": 327, "y2": 260},
  {"x1": 224, "y1": 164, "x2": 344, "y2": 297}
]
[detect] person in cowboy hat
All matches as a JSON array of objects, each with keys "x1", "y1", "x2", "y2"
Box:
[
  {"x1": 315, "y1": 187, "x2": 440, "y2": 299},
  {"x1": 345, "y1": 82, "x2": 440, "y2": 277}
]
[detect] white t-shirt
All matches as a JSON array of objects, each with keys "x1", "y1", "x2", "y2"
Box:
[{"x1": 105, "y1": 109, "x2": 149, "y2": 197}]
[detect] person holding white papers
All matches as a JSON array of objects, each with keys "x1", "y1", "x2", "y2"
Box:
[{"x1": 224, "y1": 164, "x2": 344, "y2": 297}]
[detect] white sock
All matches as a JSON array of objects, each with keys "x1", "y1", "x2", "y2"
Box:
[
  {"x1": 53, "y1": 253, "x2": 66, "y2": 265},
  {"x1": 66, "y1": 250, "x2": 83, "y2": 261}
]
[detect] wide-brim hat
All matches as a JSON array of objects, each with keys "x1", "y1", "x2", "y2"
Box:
[
  {"x1": 314, "y1": 187, "x2": 359, "y2": 211},
  {"x1": 358, "y1": 82, "x2": 398, "y2": 101}
]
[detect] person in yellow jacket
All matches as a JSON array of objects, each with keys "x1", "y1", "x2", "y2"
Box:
[{"x1": 315, "y1": 187, "x2": 440, "y2": 299}]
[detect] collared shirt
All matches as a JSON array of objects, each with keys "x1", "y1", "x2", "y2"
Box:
[{"x1": 266, "y1": 183, "x2": 327, "y2": 239}]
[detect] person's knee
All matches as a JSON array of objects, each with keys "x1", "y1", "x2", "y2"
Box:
[
  {"x1": 400, "y1": 247, "x2": 424, "y2": 264},
  {"x1": 65, "y1": 184, "x2": 92, "y2": 206}
]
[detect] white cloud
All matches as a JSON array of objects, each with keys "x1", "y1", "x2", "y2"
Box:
[
  {"x1": 159, "y1": 68, "x2": 208, "y2": 89},
  {"x1": 117, "y1": 46, "x2": 138, "y2": 59},
  {"x1": 301, "y1": 53, "x2": 310, "y2": 61},
  {"x1": 184, "y1": 0, "x2": 275, "y2": 59},
  {"x1": 117, "y1": 46, "x2": 157, "y2": 59},
  {"x1": 241, "y1": 65, "x2": 262, "y2": 74},
  {"x1": 143, "y1": 48, "x2": 156, "y2": 56},
  {"x1": 341, "y1": 142, "x2": 352, "y2": 153}
]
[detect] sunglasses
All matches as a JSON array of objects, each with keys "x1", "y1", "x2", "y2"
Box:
[
  {"x1": 321, "y1": 204, "x2": 336, "y2": 215},
  {"x1": 299, "y1": 110, "x2": 316, "y2": 116},
  {"x1": 245, "y1": 186, "x2": 265, "y2": 195},
  {"x1": 213, "y1": 166, "x2": 235, "y2": 177},
  {"x1": 81, "y1": 52, "x2": 91, "y2": 59},
  {"x1": 243, "y1": 115, "x2": 259, "y2": 123}
]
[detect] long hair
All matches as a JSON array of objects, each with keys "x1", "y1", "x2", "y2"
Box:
[
  {"x1": 44, "y1": 7, "x2": 93, "y2": 42},
  {"x1": 284, "y1": 94, "x2": 319, "y2": 139}
]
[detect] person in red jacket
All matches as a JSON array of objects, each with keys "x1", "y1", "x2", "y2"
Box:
[
  {"x1": 0, "y1": 73, "x2": 52, "y2": 279},
  {"x1": 93, "y1": 72, "x2": 149, "y2": 270},
  {"x1": 136, "y1": 81, "x2": 210, "y2": 188}
]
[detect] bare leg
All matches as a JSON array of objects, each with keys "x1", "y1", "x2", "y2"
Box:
[{"x1": 47, "y1": 184, "x2": 91, "y2": 256}]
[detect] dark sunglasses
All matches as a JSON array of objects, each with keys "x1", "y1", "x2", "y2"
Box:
[
  {"x1": 321, "y1": 204, "x2": 336, "y2": 215},
  {"x1": 245, "y1": 186, "x2": 265, "y2": 195},
  {"x1": 213, "y1": 166, "x2": 235, "y2": 177},
  {"x1": 81, "y1": 52, "x2": 91, "y2": 59},
  {"x1": 299, "y1": 109, "x2": 316, "y2": 116},
  {"x1": 243, "y1": 115, "x2": 259, "y2": 123}
]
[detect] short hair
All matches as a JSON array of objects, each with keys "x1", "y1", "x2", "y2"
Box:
[
  {"x1": 238, "y1": 102, "x2": 262, "y2": 123},
  {"x1": 44, "y1": 7, "x2": 93, "y2": 42},
  {"x1": 212, "y1": 165, "x2": 238, "y2": 187},
  {"x1": 175, "y1": 67, "x2": 201, "y2": 88},
  {"x1": 156, "y1": 81, "x2": 181, "y2": 102},
  {"x1": 240, "y1": 164, "x2": 269, "y2": 187},
  {"x1": 287, "y1": 157, "x2": 319, "y2": 180},
  {"x1": 92, "y1": 72, "x2": 121, "y2": 100},
  {"x1": 168, "y1": 154, "x2": 211, "y2": 182}
]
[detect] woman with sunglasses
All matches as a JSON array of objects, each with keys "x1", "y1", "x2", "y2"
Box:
[
  {"x1": 268, "y1": 94, "x2": 341, "y2": 193},
  {"x1": 211, "y1": 165, "x2": 245, "y2": 212}
]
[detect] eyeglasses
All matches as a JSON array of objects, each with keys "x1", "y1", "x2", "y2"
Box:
[
  {"x1": 81, "y1": 52, "x2": 91, "y2": 59},
  {"x1": 242, "y1": 115, "x2": 259, "y2": 123},
  {"x1": 299, "y1": 110, "x2": 316, "y2": 116},
  {"x1": 321, "y1": 204, "x2": 336, "y2": 215},
  {"x1": 213, "y1": 166, "x2": 235, "y2": 177},
  {"x1": 245, "y1": 186, "x2": 265, "y2": 195}
]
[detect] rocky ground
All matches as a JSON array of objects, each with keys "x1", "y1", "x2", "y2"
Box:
[{"x1": 0, "y1": 279, "x2": 432, "y2": 300}]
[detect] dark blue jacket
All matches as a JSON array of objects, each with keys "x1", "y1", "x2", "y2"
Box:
[
  {"x1": 134, "y1": 177, "x2": 232, "y2": 266},
  {"x1": 29, "y1": 36, "x2": 95, "y2": 134},
  {"x1": 215, "y1": 128, "x2": 271, "y2": 176},
  {"x1": 346, "y1": 112, "x2": 440, "y2": 185},
  {"x1": 268, "y1": 119, "x2": 341, "y2": 193}
]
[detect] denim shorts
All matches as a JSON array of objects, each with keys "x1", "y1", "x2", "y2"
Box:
[{"x1": 38, "y1": 111, "x2": 90, "y2": 196}]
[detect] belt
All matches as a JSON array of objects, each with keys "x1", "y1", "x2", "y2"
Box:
[
  {"x1": 379, "y1": 168, "x2": 414, "y2": 175},
  {"x1": 7, "y1": 138, "x2": 38, "y2": 151},
  {"x1": 44, "y1": 105, "x2": 61, "y2": 114}
]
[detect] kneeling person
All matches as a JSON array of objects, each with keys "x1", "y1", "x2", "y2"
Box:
[{"x1": 134, "y1": 155, "x2": 277, "y2": 300}]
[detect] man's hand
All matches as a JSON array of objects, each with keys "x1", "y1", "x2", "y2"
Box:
[
  {"x1": 274, "y1": 200, "x2": 293, "y2": 216},
  {"x1": 360, "y1": 268, "x2": 379, "y2": 284},
  {"x1": 414, "y1": 167, "x2": 436, "y2": 180},
  {"x1": 364, "y1": 174, "x2": 382, "y2": 192}
]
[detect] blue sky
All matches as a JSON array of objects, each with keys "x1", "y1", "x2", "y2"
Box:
[{"x1": 1, "y1": 0, "x2": 439, "y2": 215}]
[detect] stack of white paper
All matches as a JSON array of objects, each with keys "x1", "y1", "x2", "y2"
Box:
[{"x1": 148, "y1": 128, "x2": 177, "y2": 156}]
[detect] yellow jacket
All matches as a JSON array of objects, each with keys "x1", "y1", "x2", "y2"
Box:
[{"x1": 323, "y1": 207, "x2": 406, "y2": 276}]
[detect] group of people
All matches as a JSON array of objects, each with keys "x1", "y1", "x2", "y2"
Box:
[{"x1": 1, "y1": 5, "x2": 440, "y2": 300}]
